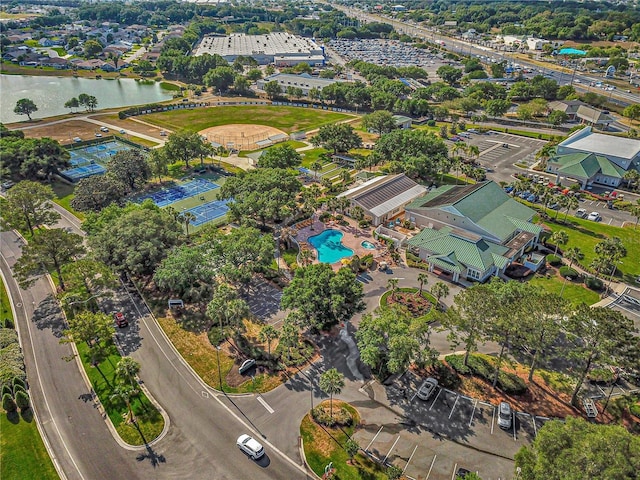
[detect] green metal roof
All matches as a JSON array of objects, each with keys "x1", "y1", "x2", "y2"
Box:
[
  {"x1": 552, "y1": 152, "x2": 625, "y2": 179},
  {"x1": 407, "y1": 182, "x2": 537, "y2": 242},
  {"x1": 506, "y1": 216, "x2": 543, "y2": 236},
  {"x1": 407, "y1": 226, "x2": 511, "y2": 272}
]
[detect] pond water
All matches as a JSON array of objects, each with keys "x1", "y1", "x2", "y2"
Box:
[{"x1": 1, "y1": 74, "x2": 174, "y2": 123}]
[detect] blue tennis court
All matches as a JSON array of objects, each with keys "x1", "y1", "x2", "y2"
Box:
[
  {"x1": 63, "y1": 164, "x2": 107, "y2": 181},
  {"x1": 139, "y1": 178, "x2": 220, "y2": 207},
  {"x1": 185, "y1": 199, "x2": 230, "y2": 226}
]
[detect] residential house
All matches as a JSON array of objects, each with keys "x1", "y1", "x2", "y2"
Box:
[
  {"x1": 405, "y1": 181, "x2": 542, "y2": 283},
  {"x1": 40, "y1": 56, "x2": 69, "y2": 69},
  {"x1": 337, "y1": 174, "x2": 427, "y2": 226}
]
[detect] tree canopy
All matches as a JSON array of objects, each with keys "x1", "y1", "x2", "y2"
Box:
[
  {"x1": 256, "y1": 144, "x2": 302, "y2": 169},
  {"x1": 311, "y1": 123, "x2": 362, "y2": 155},
  {"x1": 0, "y1": 181, "x2": 60, "y2": 236}
]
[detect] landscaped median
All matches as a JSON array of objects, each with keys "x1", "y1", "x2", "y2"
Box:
[
  {"x1": 380, "y1": 287, "x2": 438, "y2": 322},
  {"x1": 300, "y1": 400, "x2": 387, "y2": 480}
]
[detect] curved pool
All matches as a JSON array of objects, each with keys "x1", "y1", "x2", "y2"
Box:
[
  {"x1": 361, "y1": 241, "x2": 376, "y2": 250},
  {"x1": 308, "y1": 229, "x2": 354, "y2": 263}
]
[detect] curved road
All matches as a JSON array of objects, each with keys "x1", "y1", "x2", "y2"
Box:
[{"x1": 1, "y1": 213, "x2": 308, "y2": 479}]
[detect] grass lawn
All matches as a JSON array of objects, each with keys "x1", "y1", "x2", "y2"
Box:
[
  {"x1": 300, "y1": 147, "x2": 329, "y2": 168},
  {"x1": 238, "y1": 140, "x2": 308, "y2": 158},
  {"x1": 528, "y1": 274, "x2": 600, "y2": 307},
  {"x1": 0, "y1": 411, "x2": 59, "y2": 480},
  {"x1": 156, "y1": 315, "x2": 282, "y2": 394},
  {"x1": 1, "y1": 277, "x2": 13, "y2": 326},
  {"x1": 300, "y1": 401, "x2": 386, "y2": 480},
  {"x1": 75, "y1": 342, "x2": 164, "y2": 446},
  {"x1": 142, "y1": 106, "x2": 353, "y2": 134},
  {"x1": 542, "y1": 216, "x2": 640, "y2": 283},
  {"x1": 50, "y1": 181, "x2": 85, "y2": 221}
]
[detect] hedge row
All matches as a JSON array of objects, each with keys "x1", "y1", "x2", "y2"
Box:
[{"x1": 445, "y1": 354, "x2": 527, "y2": 395}]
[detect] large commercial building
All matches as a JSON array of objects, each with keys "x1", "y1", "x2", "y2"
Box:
[{"x1": 193, "y1": 32, "x2": 325, "y2": 66}]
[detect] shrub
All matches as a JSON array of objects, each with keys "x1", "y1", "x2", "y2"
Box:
[
  {"x1": 12, "y1": 376, "x2": 25, "y2": 390},
  {"x1": 584, "y1": 276, "x2": 603, "y2": 291},
  {"x1": 15, "y1": 389, "x2": 29, "y2": 410},
  {"x1": 445, "y1": 354, "x2": 472, "y2": 375},
  {"x1": 497, "y1": 371, "x2": 527, "y2": 395},
  {"x1": 358, "y1": 219, "x2": 370, "y2": 228},
  {"x1": 430, "y1": 360, "x2": 461, "y2": 389},
  {"x1": 546, "y1": 254, "x2": 562, "y2": 266},
  {"x1": 630, "y1": 403, "x2": 640, "y2": 419},
  {"x1": 3, "y1": 318, "x2": 13, "y2": 329},
  {"x1": 2, "y1": 392, "x2": 17, "y2": 413},
  {"x1": 559, "y1": 266, "x2": 579, "y2": 279},
  {"x1": 0, "y1": 328, "x2": 18, "y2": 349},
  {"x1": 12, "y1": 384, "x2": 25, "y2": 396},
  {"x1": 426, "y1": 119, "x2": 436, "y2": 126},
  {"x1": 311, "y1": 404, "x2": 353, "y2": 428},
  {"x1": 1, "y1": 384, "x2": 12, "y2": 398}
]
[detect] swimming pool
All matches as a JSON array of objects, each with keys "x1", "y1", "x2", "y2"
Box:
[
  {"x1": 361, "y1": 241, "x2": 376, "y2": 250},
  {"x1": 308, "y1": 229, "x2": 354, "y2": 264}
]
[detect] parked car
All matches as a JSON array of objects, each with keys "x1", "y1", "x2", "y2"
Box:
[
  {"x1": 575, "y1": 208, "x2": 587, "y2": 218},
  {"x1": 456, "y1": 467, "x2": 478, "y2": 479},
  {"x1": 236, "y1": 434, "x2": 265, "y2": 460},
  {"x1": 498, "y1": 401, "x2": 512, "y2": 429},
  {"x1": 160, "y1": 130, "x2": 167, "y2": 137},
  {"x1": 416, "y1": 377, "x2": 438, "y2": 401},
  {"x1": 238, "y1": 359, "x2": 256, "y2": 375},
  {"x1": 119, "y1": 129, "x2": 126, "y2": 134},
  {"x1": 502, "y1": 143, "x2": 509, "y2": 148},
  {"x1": 586, "y1": 211, "x2": 601, "y2": 221},
  {"x1": 95, "y1": 133, "x2": 102, "y2": 138},
  {"x1": 100, "y1": 126, "x2": 109, "y2": 132},
  {"x1": 113, "y1": 312, "x2": 128, "y2": 328},
  {"x1": 548, "y1": 202, "x2": 559, "y2": 210},
  {"x1": 1, "y1": 180, "x2": 15, "y2": 190}
]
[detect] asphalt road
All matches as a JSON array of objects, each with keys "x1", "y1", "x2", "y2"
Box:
[{"x1": 1, "y1": 212, "x2": 308, "y2": 479}]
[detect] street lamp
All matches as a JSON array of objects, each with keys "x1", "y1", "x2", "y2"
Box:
[{"x1": 215, "y1": 345, "x2": 223, "y2": 392}]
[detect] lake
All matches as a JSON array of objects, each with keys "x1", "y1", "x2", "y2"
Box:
[{"x1": 1, "y1": 74, "x2": 174, "y2": 123}]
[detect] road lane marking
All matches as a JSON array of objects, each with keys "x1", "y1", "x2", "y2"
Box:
[
  {"x1": 448, "y1": 394, "x2": 460, "y2": 419},
  {"x1": 429, "y1": 388, "x2": 442, "y2": 410},
  {"x1": 383, "y1": 435, "x2": 400, "y2": 464},
  {"x1": 425, "y1": 455, "x2": 437, "y2": 479},
  {"x1": 257, "y1": 395, "x2": 275, "y2": 414},
  {"x1": 403, "y1": 445, "x2": 418, "y2": 473},
  {"x1": 366, "y1": 426, "x2": 383, "y2": 451},
  {"x1": 469, "y1": 400, "x2": 478, "y2": 427}
]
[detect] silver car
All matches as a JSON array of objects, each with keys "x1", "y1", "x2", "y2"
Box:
[
  {"x1": 237, "y1": 434, "x2": 265, "y2": 460},
  {"x1": 416, "y1": 377, "x2": 438, "y2": 401},
  {"x1": 498, "y1": 401, "x2": 512, "y2": 429}
]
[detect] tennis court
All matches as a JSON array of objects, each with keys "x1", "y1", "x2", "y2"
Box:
[
  {"x1": 185, "y1": 199, "x2": 230, "y2": 226},
  {"x1": 62, "y1": 163, "x2": 108, "y2": 181},
  {"x1": 62, "y1": 139, "x2": 139, "y2": 181},
  {"x1": 139, "y1": 178, "x2": 221, "y2": 207}
]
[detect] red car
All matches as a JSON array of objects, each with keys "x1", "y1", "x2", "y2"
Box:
[{"x1": 113, "y1": 312, "x2": 128, "y2": 328}]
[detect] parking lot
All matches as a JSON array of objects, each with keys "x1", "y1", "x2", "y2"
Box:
[{"x1": 354, "y1": 372, "x2": 552, "y2": 479}]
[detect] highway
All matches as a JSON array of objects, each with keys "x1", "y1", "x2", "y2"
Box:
[
  {"x1": 1, "y1": 211, "x2": 309, "y2": 480},
  {"x1": 334, "y1": 5, "x2": 640, "y2": 108}
]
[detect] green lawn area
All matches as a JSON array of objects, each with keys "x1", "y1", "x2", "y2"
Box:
[
  {"x1": 542, "y1": 217, "x2": 640, "y2": 283},
  {"x1": 142, "y1": 106, "x2": 353, "y2": 134},
  {"x1": 300, "y1": 402, "x2": 386, "y2": 480},
  {"x1": 238, "y1": 139, "x2": 308, "y2": 158},
  {"x1": 528, "y1": 274, "x2": 600, "y2": 307},
  {"x1": 75, "y1": 342, "x2": 164, "y2": 445},
  {"x1": 1, "y1": 277, "x2": 13, "y2": 326},
  {"x1": 1, "y1": 412, "x2": 59, "y2": 480},
  {"x1": 300, "y1": 148, "x2": 329, "y2": 168},
  {"x1": 50, "y1": 181, "x2": 85, "y2": 221}
]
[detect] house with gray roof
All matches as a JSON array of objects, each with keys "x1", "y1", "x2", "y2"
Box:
[
  {"x1": 548, "y1": 127, "x2": 640, "y2": 188},
  {"x1": 405, "y1": 181, "x2": 542, "y2": 283},
  {"x1": 338, "y1": 174, "x2": 427, "y2": 226}
]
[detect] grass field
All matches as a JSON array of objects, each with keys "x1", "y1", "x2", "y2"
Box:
[
  {"x1": 528, "y1": 275, "x2": 600, "y2": 307},
  {"x1": 542, "y1": 217, "x2": 640, "y2": 283},
  {"x1": 142, "y1": 106, "x2": 353, "y2": 134},
  {"x1": 1, "y1": 277, "x2": 12, "y2": 325},
  {"x1": 0, "y1": 412, "x2": 59, "y2": 480},
  {"x1": 50, "y1": 181, "x2": 85, "y2": 221},
  {"x1": 238, "y1": 140, "x2": 308, "y2": 158}
]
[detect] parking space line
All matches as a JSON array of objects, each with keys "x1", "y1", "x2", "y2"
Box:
[
  {"x1": 425, "y1": 455, "x2": 437, "y2": 480},
  {"x1": 403, "y1": 445, "x2": 418, "y2": 473},
  {"x1": 383, "y1": 435, "x2": 400, "y2": 464},
  {"x1": 257, "y1": 395, "x2": 274, "y2": 414},
  {"x1": 429, "y1": 388, "x2": 442, "y2": 410},
  {"x1": 448, "y1": 394, "x2": 460, "y2": 419},
  {"x1": 532, "y1": 414, "x2": 538, "y2": 437},
  {"x1": 513, "y1": 413, "x2": 517, "y2": 441},
  {"x1": 365, "y1": 426, "x2": 384, "y2": 451},
  {"x1": 491, "y1": 406, "x2": 496, "y2": 434},
  {"x1": 469, "y1": 399, "x2": 478, "y2": 427},
  {"x1": 451, "y1": 463, "x2": 458, "y2": 480}
]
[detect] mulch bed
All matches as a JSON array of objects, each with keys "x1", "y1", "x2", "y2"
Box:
[{"x1": 386, "y1": 291, "x2": 433, "y2": 317}]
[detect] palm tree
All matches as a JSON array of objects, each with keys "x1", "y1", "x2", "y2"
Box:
[
  {"x1": 550, "y1": 230, "x2": 569, "y2": 255},
  {"x1": 590, "y1": 256, "x2": 609, "y2": 278},
  {"x1": 110, "y1": 383, "x2": 138, "y2": 424},
  {"x1": 180, "y1": 211, "x2": 196, "y2": 237},
  {"x1": 430, "y1": 282, "x2": 450, "y2": 309},
  {"x1": 630, "y1": 202, "x2": 640, "y2": 230},
  {"x1": 387, "y1": 278, "x2": 399, "y2": 300},
  {"x1": 311, "y1": 161, "x2": 323, "y2": 181},
  {"x1": 562, "y1": 195, "x2": 579, "y2": 223},
  {"x1": 340, "y1": 169, "x2": 351, "y2": 185},
  {"x1": 258, "y1": 325, "x2": 278, "y2": 359},
  {"x1": 417, "y1": 273, "x2": 428, "y2": 295},
  {"x1": 564, "y1": 246, "x2": 584, "y2": 269},
  {"x1": 319, "y1": 368, "x2": 345, "y2": 421},
  {"x1": 465, "y1": 144, "x2": 480, "y2": 163},
  {"x1": 215, "y1": 146, "x2": 226, "y2": 167},
  {"x1": 115, "y1": 357, "x2": 140, "y2": 390},
  {"x1": 299, "y1": 249, "x2": 315, "y2": 266}
]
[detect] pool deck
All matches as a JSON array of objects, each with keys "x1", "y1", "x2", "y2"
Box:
[{"x1": 294, "y1": 216, "x2": 391, "y2": 268}]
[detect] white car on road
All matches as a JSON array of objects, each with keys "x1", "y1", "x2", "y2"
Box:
[{"x1": 236, "y1": 434, "x2": 265, "y2": 460}]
